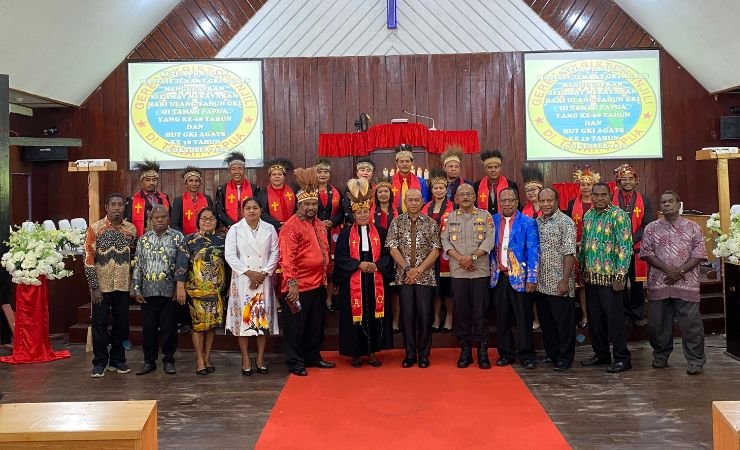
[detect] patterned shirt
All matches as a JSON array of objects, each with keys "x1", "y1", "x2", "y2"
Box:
[
  {"x1": 132, "y1": 228, "x2": 184, "y2": 298},
  {"x1": 84, "y1": 217, "x2": 137, "y2": 293},
  {"x1": 386, "y1": 213, "x2": 442, "y2": 286},
  {"x1": 640, "y1": 218, "x2": 707, "y2": 302},
  {"x1": 578, "y1": 205, "x2": 633, "y2": 286},
  {"x1": 536, "y1": 210, "x2": 577, "y2": 297}
]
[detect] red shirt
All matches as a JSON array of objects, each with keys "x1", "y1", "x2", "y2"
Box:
[{"x1": 279, "y1": 214, "x2": 331, "y2": 293}]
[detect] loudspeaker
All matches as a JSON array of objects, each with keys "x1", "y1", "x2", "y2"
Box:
[
  {"x1": 21, "y1": 146, "x2": 68, "y2": 162},
  {"x1": 720, "y1": 116, "x2": 740, "y2": 140}
]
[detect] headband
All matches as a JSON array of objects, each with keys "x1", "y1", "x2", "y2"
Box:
[
  {"x1": 430, "y1": 176, "x2": 448, "y2": 187},
  {"x1": 351, "y1": 200, "x2": 372, "y2": 212},
  {"x1": 228, "y1": 159, "x2": 246, "y2": 169},
  {"x1": 314, "y1": 162, "x2": 331, "y2": 171},
  {"x1": 297, "y1": 189, "x2": 318, "y2": 203},
  {"x1": 483, "y1": 156, "x2": 502, "y2": 166},
  {"x1": 442, "y1": 154, "x2": 462, "y2": 166},
  {"x1": 269, "y1": 164, "x2": 287, "y2": 175},
  {"x1": 182, "y1": 170, "x2": 202, "y2": 181},
  {"x1": 524, "y1": 181, "x2": 544, "y2": 190},
  {"x1": 139, "y1": 170, "x2": 159, "y2": 181},
  {"x1": 356, "y1": 162, "x2": 374, "y2": 171},
  {"x1": 395, "y1": 150, "x2": 414, "y2": 161}
]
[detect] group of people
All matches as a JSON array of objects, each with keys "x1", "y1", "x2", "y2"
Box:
[{"x1": 83, "y1": 145, "x2": 708, "y2": 378}]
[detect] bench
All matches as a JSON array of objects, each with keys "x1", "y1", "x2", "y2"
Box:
[{"x1": 714, "y1": 401, "x2": 740, "y2": 449}]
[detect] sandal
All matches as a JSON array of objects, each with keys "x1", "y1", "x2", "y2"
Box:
[{"x1": 255, "y1": 358, "x2": 268, "y2": 374}]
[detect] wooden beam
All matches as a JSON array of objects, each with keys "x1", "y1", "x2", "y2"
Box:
[
  {"x1": 0, "y1": 75, "x2": 9, "y2": 246},
  {"x1": 9, "y1": 103, "x2": 32, "y2": 117},
  {"x1": 9, "y1": 137, "x2": 82, "y2": 147}
]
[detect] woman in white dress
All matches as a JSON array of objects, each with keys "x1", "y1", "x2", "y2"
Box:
[{"x1": 225, "y1": 197, "x2": 280, "y2": 376}]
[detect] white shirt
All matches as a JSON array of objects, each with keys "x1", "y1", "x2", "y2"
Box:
[
  {"x1": 500, "y1": 217, "x2": 511, "y2": 269},
  {"x1": 360, "y1": 226, "x2": 370, "y2": 252}
]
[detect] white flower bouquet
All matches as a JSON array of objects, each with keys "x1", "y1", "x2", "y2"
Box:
[
  {"x1": 1, "y1": 224, "x2": 86, "y2": 285},
  {"x1": 707, "y1": 212, "x2": 740, "y2": 265}
]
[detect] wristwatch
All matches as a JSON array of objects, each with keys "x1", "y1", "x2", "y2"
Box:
[
  {"x1": 403, "y1": 264, "x2": 411, "y2": 272},
  {"x1": 471, "y1": 254, "x2": 478, "y2": 262}
]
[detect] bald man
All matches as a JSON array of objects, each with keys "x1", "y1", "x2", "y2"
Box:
[{"x1": 386, "y1": 189, "x2": 441, "y2": 368}]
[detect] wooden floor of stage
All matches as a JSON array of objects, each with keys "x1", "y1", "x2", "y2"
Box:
[{"x1": 1, "y1": 335, "x2": 738, "y2": 449}]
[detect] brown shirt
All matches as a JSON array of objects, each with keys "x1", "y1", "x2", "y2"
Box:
[
  {"x1": 441, "y1": 208, "x2": 495, "y2": 279},
  {"x1": 386, "y1": 213, "x2": 441, "y2": 286},
  {"x1": 84, "y1": 217, "x2": 138, "y2": 293}
]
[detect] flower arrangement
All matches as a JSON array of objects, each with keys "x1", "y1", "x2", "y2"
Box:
[
  {"x1": 1, "y1": 224, "x2": 86, "y2": 285},
  {"x1": 707, "y1": 212, "x2": 740, "y2": 264}
]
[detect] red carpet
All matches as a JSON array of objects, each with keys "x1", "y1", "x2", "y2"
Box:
[{"x1": 256, "y1": 349, "x2": 570, "y2": 449}]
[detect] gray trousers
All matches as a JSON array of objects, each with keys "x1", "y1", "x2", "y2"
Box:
[{"x1": 648, "y1": 298, "x2": 705, "y2": 366}]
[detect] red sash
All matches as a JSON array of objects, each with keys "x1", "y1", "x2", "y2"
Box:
[
  {"x1": 225, "y1": 180, "x2": 254, "y2": 223},
  {"x1": 392, "y1": 172, "x2": 422, "y2": 209},
  {"x1": 371, "y1": 205, "x2": 395, "y2": 230},
  {"x1": 267, "y1": 185, "x2": 295, "y2": 224},
  {"x1": 181, "y1": 192, "x2": 209, "y2": 235},
  {"x1": 476, "y1": 176, "x2": 509, "y2": 210},
  {"x1": 131, "y1": 191, "x2": 170, "y2": 236},
  {"x1": 349, "y1": 224, "x2": 385, "y2": 324},
  {"x1": 613, "y1": 190, "x2": 647, "y2": 281},
  {"x1": 437, "y1": 210, "x2": 453, "y2": 276},
  {"x1": 320, "y1": 185, "x2": 343, "y2": 254},
  {"x1": 570, "y1": 196, "x2": 591, "y2": 242},
  {"x1": 521, "y1": 202, "x2": 542, "y2": 219}
]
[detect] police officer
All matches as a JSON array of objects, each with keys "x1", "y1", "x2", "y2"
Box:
[{"x1": 440, "y1": 184, "x2": 495, "y2": 369}]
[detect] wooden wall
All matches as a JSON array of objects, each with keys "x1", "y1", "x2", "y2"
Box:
[{"x1": 9, "y1": 0, "x2": 738, "y2": 230}]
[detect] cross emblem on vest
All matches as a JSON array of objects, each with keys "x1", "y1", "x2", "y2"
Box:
[
  {"x1": 285, "y1": 191, "x2": 293, "y2": 201},
  {"x1": 391, "y1": 186, "x2": 398, "y2": 195},
  {"x1": 271, "y1": 201, "x2": 279, "y2": 212},
  {"x1": 372, "y1": 236, "x2": 379, "y2": 244},
  {"x1": 134, "y1": 203, "x2": 143, "y2": 214},
  {"x1": 633, "y1": 206, "x2": 641, "y2": 218},
  {"x1": 228, "y1": 193, "x2": 236, "y2": 204},
  {"x1": 479, "y1": 192, "x2": 486, "y2": 201},
  {"x1": 185, "y1": 209, "x2": 193, "y2": 220},
  {"x1": 351, "y1": 240, "x2": 358, "y2": 247}
]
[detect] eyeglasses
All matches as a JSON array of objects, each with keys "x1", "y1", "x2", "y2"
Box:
[
  {"x1": 199, "y1": 216, "x2": 217, "y2": 222},
  {"x1": 499, "y1": 198, "x2": 517, "y2": 204}
]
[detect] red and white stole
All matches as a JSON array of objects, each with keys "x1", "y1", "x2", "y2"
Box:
[
  {"x1": 571, "y1": 196, "x2": 591, "y2": 242},
  {"x1": 181, "y1": 192, "x2": 208, "y2": 235},
  {"x1": 476, "y1": 175, "x2": 509, "y2": 210},
  {"x1": 349, "y1": 224, "x2": 385, "y2": 324},
  {"x1": 131, "y1": 191, "x2": 170, "y2": 236},
  {"x1": 521, "y1": 202, "x2": 542, "y2": 219},
  {"x1": 613, "y1": 190, "x2": 647, "y2": 281},
  {"x1": 267, "y1": 185, "x2": 295, "y2": 223},
  {"x1": 391, "y1": 172, "x2": 422, "y2": 209},
  {"x1": 225, "y1": 180, "x2": 253, "y2": 223}
]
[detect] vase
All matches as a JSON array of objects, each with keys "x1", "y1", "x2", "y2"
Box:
[{"x1": 0, "y1": 276, "x2": 71, "y2": 363}]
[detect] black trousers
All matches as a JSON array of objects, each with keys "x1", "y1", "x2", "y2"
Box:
[
  {"x1": 452, "y1": 277, "x2": 490, "y2": 343},
  {"x1": 648, "y1": 298, "x2": 706, "y2": 366},
  {"x1": 536, "y1": 293, "x2": 576, "y2": 365},
  {"x1": 280, "y1": 287, "x2": 326, "y2": 370},
  {"x1": 141, "y1": 296, "x2": 179, "y2": 364},
  {"x1": 399, "y1": 284, "x2": 435, "y2": 360},
  {"x1": 585, "y1": 283, "x2": 631, "y2": 363},
  {"x1": 623, "y1": 254, "x2": 645, "y2": 321},
  {"x1": 494, "y1": 275, "x2": 535, "y2": 362},
  {"x1": 91, "y1": 290, "x2": 130, "y2": 368}
]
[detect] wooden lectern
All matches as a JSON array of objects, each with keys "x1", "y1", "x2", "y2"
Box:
[
  {"x1": 67, "y1": 161, "x2": 118, "y2": 225},
  {"x1": 696, "y1": 149, "x2": 740, "y2": 358}
]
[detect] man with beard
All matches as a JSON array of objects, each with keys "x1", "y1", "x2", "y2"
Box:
[{"x1": 125, "y1": 160, "x2": 171, "y2": 236}]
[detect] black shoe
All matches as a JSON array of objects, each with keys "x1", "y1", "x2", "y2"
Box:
[
  {"x1": 554, "y1": 361, "x2": 571, "y2": 371},
  {"x1": 457, "y1": 341, "x2": 473, "y2": 368},
  {"x1": 307, "y1": 360, "x2": 336, "y2": 369},
  {"x1": 241, "y1": 368, "x2": 252, "y2": 376},
  {"x1": 537, "y1": 356, "x2": 555, "y2": 365},
  {"x1": 495, "y1": 357, "x2": 512, "y2": 367},
  {"x1": 606, "y1": 361, "x2": 632, "y2": 373},
  {"x1": 163, "y1": 362, "x2": 176, "y2": 375},
  {"x1": 581, "y1": 355, "x2": 611, "y2": 367},
  {"x1": 652, "y1": 358, "x2": 668, "y2": 369},
  {"x1": 368, "y1": 358, "x2": 382, "y2": 368},
  {"x1": 179, "y1": 324, "x2": 193, "y2": 334},
  {"x1": 325, "y1": 303, "x2": 336, "y2": 312},
  {"x1": 196, "y1": 368, "x2": 209, "y2": 375},
  {"x1": 522, "y1": 360, "x2": 537, "y2": 370},
  {"x1": 402, "y1": 356, "x2": 417, "y2": 368},
  {"x1": 206, "y1": 365, "x2": 216, "y2": 373},
  {"x1": 255, "y1": 365, "x2": 268, "y2": 374},
  {"x1": 418, "y1": 359, "x2": 430, "y2": 368},
  {"x1": 477, "y1": 342, "x2": 491, "y2": 370},
  {"x1": 136, "y1": 362, "x2": 156, "y2": 376},
  {"x1": 351, "y1": 357, "x2": 363, "y2": 368},
  {"x1": 289, "y1": 367, "x2": 307, "y2": 376},
  {"x1": 632, "y1": 319, "x2": 648, "y2": 327}
]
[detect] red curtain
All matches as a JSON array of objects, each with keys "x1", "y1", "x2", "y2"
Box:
[
  {"x1": 0, "y1": 277, "x2": 71, "y2": 364},
  {"x1": 318, "y1": 123, "x2": 480, "y2": 156}
]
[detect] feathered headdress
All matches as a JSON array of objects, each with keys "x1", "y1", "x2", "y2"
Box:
[
  {"x1": 428, "y1": 168, "x2": 448, "y2": 188},
  {"x1": 573, "y1": 165, "x2": 600, "y2": 183},
  {"x1": 294, "y1": 167, "x2": 319, "y2": 203},
  {"x1": 356, "y1": 157, "x2": 375, "y2": 172},
  {"x1": 395, "y1": 143, "x2": 414, "y2": 161},
  {"x1": 224, "y1": 151, "x2": 246, "y2": 169},
  {"x1": 521, "y1": 165, "x2": 544, "y2": 190},
  {"x1": 314, "y1": 158, "x2": 332, "y2": 171},
  {"x1": 181, "y1": 165, "x2": 202, "y2": 181},
  {"x1": 614, "y1": 163, "x2": 638, "y2": 181},
  {"x1": 441, "y1": 145, "x2": 464, "y2": 167},
  {"x1": 480, "y1": 150, "x2": 503, "y2": 166},
  {"x1": 346, "y1": 178, "x2": 373, "y2": 211},
  {"x1": 264, "y1": 157, "x2": 294, "y2": 176},
  {"x1": 133, "y1": 159, "x2": 160, "y2": 181}
]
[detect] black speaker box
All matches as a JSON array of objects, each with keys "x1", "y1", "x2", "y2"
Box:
[
  {"x1": 720, "y1": 116, "x2": 740, "y2": 140},
  {"x1": 21, "y1": 146, "x2": 68, "y2": 162}
]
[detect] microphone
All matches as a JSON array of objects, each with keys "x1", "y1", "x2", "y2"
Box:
[{"x1": 402, "y1": 110, "x2": 437, "y2": 131}]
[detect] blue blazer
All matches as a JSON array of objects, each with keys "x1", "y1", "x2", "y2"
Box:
[{"x1": 489, "y1": 212, "x2": 540, "y2": 292}]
